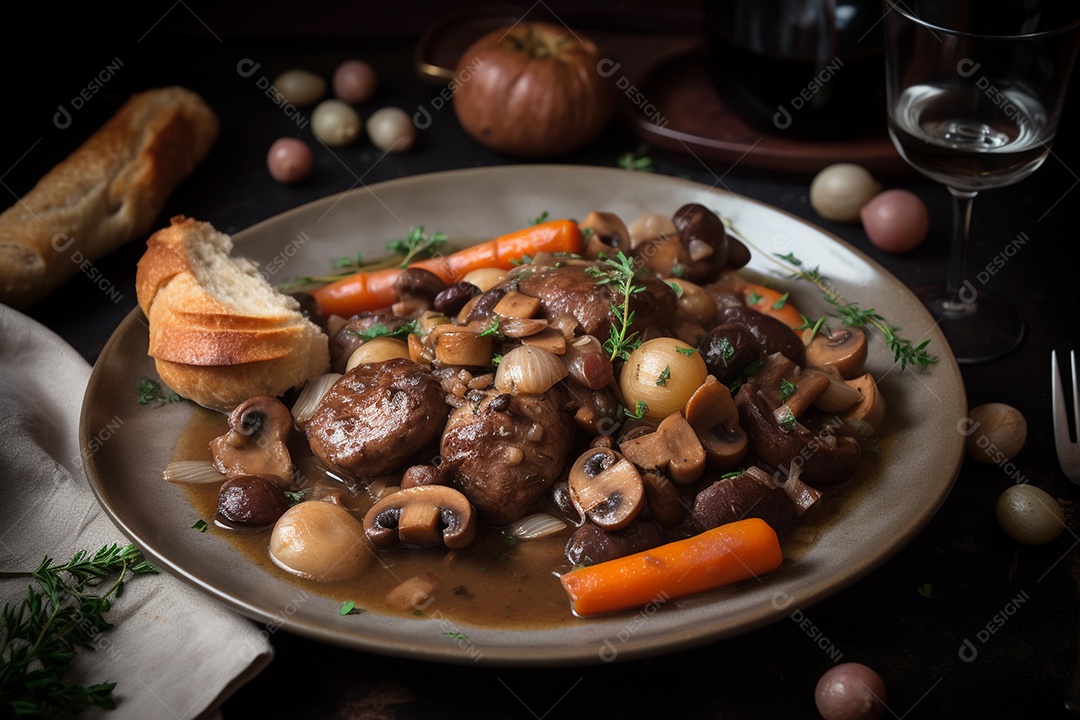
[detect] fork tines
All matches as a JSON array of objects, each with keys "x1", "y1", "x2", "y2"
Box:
[{"x1": 1052, "y1": 350, "x2": 1080, "y2": 482}]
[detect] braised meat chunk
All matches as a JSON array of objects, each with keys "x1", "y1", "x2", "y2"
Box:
[
  {"x1": 303, "y1": 358, "x2": 448, "y2": 477},
  {"x1": 515, "y1": 263, "x2": 676, "y2": 342},
  {"x1": 440, "y1": 389, "x2": 575, "y2": 526}
]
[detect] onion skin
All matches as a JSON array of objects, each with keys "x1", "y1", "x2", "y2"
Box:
[
  {"x1": 495, "y1": 345, "x2": 568, "y2": 394},
  {"x1": 619, "y1": 338, "x2": 708, "y2": 419},
  {"x1": 451, "y1": 22, "x2": 616, "y2": 157}
]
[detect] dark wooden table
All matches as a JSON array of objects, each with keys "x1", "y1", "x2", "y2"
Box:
[{"x1": 6, "y1": 3, "x2": 1080, "y2": 717}]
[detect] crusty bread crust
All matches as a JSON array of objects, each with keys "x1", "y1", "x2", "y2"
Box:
[
  {"x1": 0, "y1": 86, "x2": 219, "y2": 309},
  {"x1": 136, "y1": 216, "x2": 330, "y2": 411}
]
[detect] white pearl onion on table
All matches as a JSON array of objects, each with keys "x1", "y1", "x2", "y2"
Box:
[
  {"x1": 809, "y1": 163, "x2": 881, "y2": 223},
  {"x1": 312, "y1": 99, "x2": 362, "y2": 146},
  {"x1": 272, "y1": 69, "x2": 326, "y2": 106},
  {"x1": 366, "y1": 107, "x2": 415, "y2": 153}
]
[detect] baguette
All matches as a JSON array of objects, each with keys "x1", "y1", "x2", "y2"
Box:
[
  {"x1": 0, "y1": 86, "x2": 219, "y2": 309},
  {"x1": 136, "y1": 215, "x2": 330, "y2": 411}
]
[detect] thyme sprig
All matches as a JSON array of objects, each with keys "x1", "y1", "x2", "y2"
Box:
[
  {"x1": 387, "y1": 225, "x2": 449, "y2": 268},
  {"x1": 279, "y1": 225, "x2": 449, "y2": 292},
  {"x1": 0, "y1": 544, "x2": 158, "y2": 717},
  {"x1": 585, "y1": 252, "x2": 647, "y2": 361},
  {"x1": 722, "y1": 219, "x2": 937, "y2": 370}
]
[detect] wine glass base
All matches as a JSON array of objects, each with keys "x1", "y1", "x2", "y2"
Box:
[{"x1": 915, "y1": 286, "x2": 1024, "y2": 364}]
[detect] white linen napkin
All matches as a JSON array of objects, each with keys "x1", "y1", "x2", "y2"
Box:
[{"x1": 0, "y1": 304, "x2": 273, "y2": 719}]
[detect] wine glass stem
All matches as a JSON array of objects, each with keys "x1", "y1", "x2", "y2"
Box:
[{"x1": 945, "y1": 187, "x2": 978, "y2": 311}]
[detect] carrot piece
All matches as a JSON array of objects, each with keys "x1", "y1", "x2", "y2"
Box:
[
  {"x1": 559, "y1": 517, "x2": 783, "y2": 617},
  {"x1": 742, "y1": 282, "x2": 805, "y2": 330},
  {"x1": 311, "y1": 219, "x2": 582, "y2": 317}
]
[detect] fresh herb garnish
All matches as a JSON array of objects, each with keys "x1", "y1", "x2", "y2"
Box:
[
  {"x1": 656, "y1": 365, "x2": 671, "y2": 387},
  {"x1": 746, "y1": 290, "x2": 763, "y2": 305},
  {"x1": 331, "y1": 252, "x2": 365, "y2": 270},
  {"x1": 617, "y1": 144, "x2": 654, "y2": 172},
  {"x1": 283, "y1": 489, "x2": 311, "y2": 504},
  {"x1": 586, "y1": 252, "x2": 646, "y2": 361},
  {"x1": 719, "y1": 470, "x2": 745, "y2": 479},
  {"x1": 0, "y1": 544, "x2": 158, "y2": 717},
  {"x1": 350, "y1": 320, "x2": 422, "y2": 342},
  {"x1": 777, "y1": 405, "x2": 797, "y2": 431},
  {"x1": 772, "y1": 292, "x2": 790, "y2": 310},
  {"x1": 778, "y1": 378, "x2": 797, "y2": 401},
  {"x1": 137, "y1": 379, "x2": 180, "y2": 406},
  {"x1": 340, "y1": 600, "x2": 361, "y2": 616},
  {"x1": 478, "y1": 317, "x2": 501, "y2": 338},
  {"x1": 386, "y1": 225, "x2": 449, "y2": 268},
  {"x1": 717, "y1": 337, "x2": 736, "y2": 367},
  {"x1": 675, "y1": 346, "x2": 696, "y2": 357},
  {"x1": 529, "y1": 211, "x2": 550, "y2": 226},
  {"x1": 442, "y1": 631, "x2": 469, "y2": 641},
  {"x1": 624, "y1": 400, "x2": 648, "y2": 419},
  {"x1": 191, "y1": 519, "x2": 209, "y2": 533},
  {"x1": 721, "y1": 218, "x2": 937, "y2": 370}
]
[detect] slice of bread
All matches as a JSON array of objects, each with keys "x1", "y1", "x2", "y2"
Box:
[{"x1": 136, "y1": 215, "x2": 329, "y2": 411}]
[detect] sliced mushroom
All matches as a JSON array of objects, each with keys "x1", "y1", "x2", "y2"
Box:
[
  {"x1": 432, "y1": 326, "x2": 494, "y2": 367},
  {"x1": 838, "y1": 373, "x2": 887, "y2": 435},
  {"x1": 579, "y1": 210, "x2": 632, "y2": 258},
  {"x1": 803, "y1": 326, "x2": 868, "y2": 379},
  {"x1": 781, "y1": 462, "x2": 824, "y2": 518},
  {"x1": 627, "y1": 211, "x2": 677, "y2": 249},
  {"x1": 567, "y1": 447, "x2": 645, "y2": 531},
  {"x1": 812, "y1": 367, "x2": 865, "y2": 413},
  {"x1": 363, "y1": 485, "x2": 477, "y2": 550},
  {"x1": 683, "y1": 376, "x2": 748, "y2": 471},
  {"x1": 618, "y1": 412, "x2": 706, "y2": 484},
  {"x1": 640, "y1": 470, "x2": 685, "y2": 527},
  {"x1": 773, "y1": 367, "x2": 832, "y2": 429},
  {"x1": 735, "y1": 379, "x2": 862, "y2": 488},
  {"x1": 209, "y1": 396, "x2": 294, "y2": 482},
  {"x1": 492, "y1": 290, "x2": 541, "y2": 319},
  {"x1": 667, "y1": 277, "x2": 717, "y2": 328}
]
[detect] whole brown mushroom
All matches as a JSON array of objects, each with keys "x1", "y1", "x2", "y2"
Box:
[{"x1": 209, "y1": 396, "x2": 294, "y2": 483}]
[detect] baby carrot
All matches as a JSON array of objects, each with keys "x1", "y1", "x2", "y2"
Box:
[
  {"x1": 311, "y1": 219, "x2": 582, "y2": 318},
  {"x1": 742, "y1": 282, "x2": 805, "y2": 330},
  {"x1": 559, "y1": 517, "x2": 783, "y2": 617}
]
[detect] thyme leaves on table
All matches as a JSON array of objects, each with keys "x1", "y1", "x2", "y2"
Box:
[{"x1": 0, "y1": 544, "x2": 158, "y2": 717}]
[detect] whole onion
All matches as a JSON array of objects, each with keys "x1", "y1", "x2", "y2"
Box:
[{"x1": 495, "y1": 345, "x2": 567, "y2": 394}]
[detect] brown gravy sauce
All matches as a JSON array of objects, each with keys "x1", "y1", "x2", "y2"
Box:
[{"x1": 174, "y1": 406, "x2": 879, "y2": 629}]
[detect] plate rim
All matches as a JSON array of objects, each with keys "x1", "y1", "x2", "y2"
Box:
[{"x1": 80, "y1": 164, "x2": 966, "y2": 666}]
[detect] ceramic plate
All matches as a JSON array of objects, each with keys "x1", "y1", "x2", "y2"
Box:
[{"x1": 81, "y1": 165, "x2": 965, "y2": 667}]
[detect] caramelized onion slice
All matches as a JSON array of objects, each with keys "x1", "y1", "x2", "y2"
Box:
[
  {"x1": 291, "y1": 372, "x2": 342, "y2": 424},
  {"x1": 163, "y1": 460, "x2": 226, "y2": 485}
]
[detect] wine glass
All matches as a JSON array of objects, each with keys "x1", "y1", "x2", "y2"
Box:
[{"x1": 883, "y1": 0, "x2": 1080, "y2": 363}]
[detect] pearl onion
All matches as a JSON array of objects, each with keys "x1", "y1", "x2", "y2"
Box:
[
  {"x1": 366, "y1": 107, "x2": 415, "y2": 153},
  {"x1": 333, "y1": 59, "x2": 378, "y2": 104},
  {"x1": 272, "y1": 69, "x2": 326, "y2": 106},
  {"x1": 312, "y1": 100, "x2": 362, "y2": 146},
  {"x1": 266, "y1": 138, "x2": 313, "y2": 184},
  {"x1": 810, "y1": 164, "x2": 882, "y2": 223}
]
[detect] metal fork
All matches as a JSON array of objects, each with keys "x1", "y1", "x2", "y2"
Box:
[
  {"x1": 1053, "y1": 350, "x2": 1080, "y2": 482},
  {"x1": 1056, "y1": 350, "x2": 1080, "y2": 712}
]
